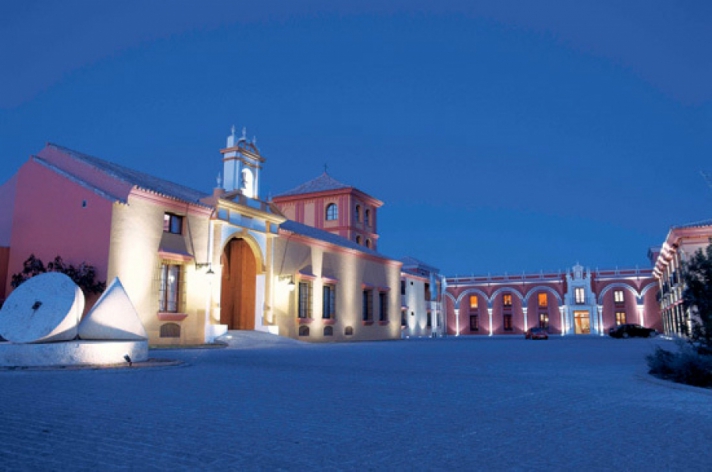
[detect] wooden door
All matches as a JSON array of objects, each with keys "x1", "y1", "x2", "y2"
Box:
[{"x1": 220, "y1": 239, "x2": 256, "y2": 330}]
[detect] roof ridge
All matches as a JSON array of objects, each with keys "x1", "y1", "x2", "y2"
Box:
[
  {"x1": 31, "y1": 156, "x2": 122, "y2": 202},
  {"x1": 275, "y1": 172, "x2": 352, "y2": 197},
  {"x1": 46, "y1": 143, "x2": 210, "y2": 206}
]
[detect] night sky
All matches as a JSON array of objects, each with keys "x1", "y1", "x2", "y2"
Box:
[{"x1": 1, "y1": 1, "x2": 711, "y2": 276}]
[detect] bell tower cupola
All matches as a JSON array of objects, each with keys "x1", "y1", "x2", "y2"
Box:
[{"x1": 220, "y1": 125, "x2": 265, "y2": 199}]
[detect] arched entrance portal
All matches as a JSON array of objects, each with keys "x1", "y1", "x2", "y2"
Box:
[{"x1": 220, "y1": 238, "x2": 257, "y2": 330}]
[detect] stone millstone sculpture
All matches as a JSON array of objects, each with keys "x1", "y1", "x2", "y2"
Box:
[{"x1": 0, "y1": 272, "x2": 84, "y2": 343}]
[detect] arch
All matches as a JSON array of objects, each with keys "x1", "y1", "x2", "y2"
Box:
[
  {"x1": 160, "y1": 323, "x2": 181, "y2": 338},
  {"x1": 455, "y1": 288, "x2": 491, "y2": 307},
  {"x1": 355, "y1": 204, "x2": 361, "y2": 222},
  {"x1": 596, "y1": 282, "x2": 639, "y2": 305},
  {"x1": 326, "y1": 203, "x2": 338, "y2": 221},
  {"x1": 365, "y1": 239, "x2": 372, "y2": 249},
  {"x1": 299, "y1": 326, "x2": 310, "y2": 337},
  {"x1": 344, "y1": 326, "x2": 354, "y2": 336},
  {"x1": 639, "y1": 282, "x2": 659, "y2": 299},
  {"x1": 324, "y1": 326, "x2": 333, "y2": 336},
  {"x1": 524, "y1": 286, "x2": 563, "y2": 305},
  {"x1": 443, "y1": 291, "x2": 458, "y2": 305},
  {"x1": 489, "y1": 287, "x2": 524, "y2": 304},
  {"x1": 356, "y1": 235, "x2": 362, "y2": 245},
  {"x1": 219, "y1": 231, "x2": 265, "y2": 274},
  {"x1": 365, "y1": 209, "x2": 371, "y2": 225}
]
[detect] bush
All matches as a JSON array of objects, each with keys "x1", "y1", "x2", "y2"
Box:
[
  {"x1": 647, "y1": 344, "x2": 712, "y2": 388},
  {"x1": 11, "y1": 254, "x2": 106, "y2": 295}
]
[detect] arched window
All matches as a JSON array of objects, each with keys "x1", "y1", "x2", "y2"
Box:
[
  {"x1": 344, "y1": 326, "x2": 354, "y2": 336},
  {"x1": 356, "y1": 235, "x2": 362, "y2": 245},
  {"x1": 241, "y1": 169, "x2": 254, "y2": 198},
  {"x1": 365, "y1": 239, "x2": 372, "y2": 249},
  {"x1": 355, "y1": 205, "x2": 361, "y2": 222},
  {"x1": 365, "y1": 209, "x2": 370, "y2": 225},
  {"x1": 326, "y1": 203, "x2": 338, "y2": 221},
  {"x1": 324, "y1": 326, "x2": 333, "y2": 336},
  {"x1": 160, "y1": 323, "x2": 181, "y2": 338},
  {"x1": 299, "y1": 326, "x2": 310, "y2": 337}
]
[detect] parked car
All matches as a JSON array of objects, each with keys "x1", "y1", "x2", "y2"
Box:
[
  {"x1": 609, "y1": 324, "x2": 657, "y2": 339},
  {"x1": 525, "y1": 327, "x2": 549, "y2": 340}
]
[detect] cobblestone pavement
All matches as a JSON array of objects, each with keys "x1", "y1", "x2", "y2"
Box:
[{"x1": 1, "y1": 334, "x2": 710, "y2": 471}]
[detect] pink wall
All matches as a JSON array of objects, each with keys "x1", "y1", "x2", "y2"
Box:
[
  {"x1": 0, "y1": 247, "x2": 9, "y2": 302},
  {"x1": 446, "y1": 277, "x2": 658, "y2": 336},
  {"x1": 0, "y1": 174, "x2": 17, "y2": 246},
  {"x1": 6, "y1": 159, "x2": 114, "y2": 299}
]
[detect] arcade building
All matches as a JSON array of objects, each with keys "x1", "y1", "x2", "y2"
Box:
[{"x1": 0, "y1": 127, "x2": 677, "y2": 343}]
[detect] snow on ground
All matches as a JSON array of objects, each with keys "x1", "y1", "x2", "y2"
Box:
[{"x1": 0, "y1": 334, "x2": 710, "y2": 471}]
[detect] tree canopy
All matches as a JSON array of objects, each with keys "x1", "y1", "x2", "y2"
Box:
[{"x1": 682, "y1": 244, "x2": 712, "y2": 352}]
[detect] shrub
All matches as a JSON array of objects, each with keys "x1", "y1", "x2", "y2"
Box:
[
  {"x1": 11, "y1": 254, "x2": 106, "y2": 295},
  {"x1": 647, "y1": 344, "x2": 712, "y2": 388}
]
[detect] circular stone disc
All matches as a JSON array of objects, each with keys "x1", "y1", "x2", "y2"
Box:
[{"x1": 0, "y1": 272, "x2": 84, "y2": 343}]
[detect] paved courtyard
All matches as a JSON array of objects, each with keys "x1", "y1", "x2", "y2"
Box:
[{"x1": 1, "y1": 333, "x2": 711, "y2": 471}]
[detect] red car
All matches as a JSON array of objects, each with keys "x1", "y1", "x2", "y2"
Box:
[{"x1": 525, "y1": 327, "x2": 549, "y2": 340}]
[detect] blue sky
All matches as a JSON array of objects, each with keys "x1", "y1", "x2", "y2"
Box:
[{"x1": 1, "y1": 1, "x2": 711, "y2": 276}]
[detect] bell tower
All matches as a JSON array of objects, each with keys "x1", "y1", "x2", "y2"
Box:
[{"x1": 220, "y1": 126, "x2": 265, "y2": 199}]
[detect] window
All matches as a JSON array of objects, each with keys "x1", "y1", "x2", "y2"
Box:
[
  {"x1": 426, "y1": 312, "x2": 432, "y2": 328},
  {"x1": 616, "y1": 311, "x2": 626, "y2": 325},
  {"x1": 575, "y1": 287, "x2": 585, "y2": 304},
  {"x1": 503, "y1": 294, "x2": 512, "y2": 307},
  {"x1": 469, "y1": 295, "x2": 478, "y2": 309},
  {"x1": 323, "y1": 326, "x2": 333, "y2": 336},
  {"x1": 163, "y1": 213, "x2": 183, "y2": 234},
  {"x1": 326, "y1": 203, "x2": 338, "y2": 221},
  {"x1": 401, "y1": 309, "x2": 407, "y2": 327},
  {"x1": 356, "y1": 235, "x2": 362, "y2": 245},
  {"x1": 298, "y1": 326, "x2": 310, "y2": 337},
  {"x1": 424, "y1": 283, "x2": 431, "y2": 301},
  {"x1": 365, "y1": 209, "x2": 371, "y2": 225},
  {"x1": 298, "y1": 282, "x2": 312, "y2": 319},
  {"x1": 362, "y1": 289, "x2": 373, "y2": 321},
  {"x1": 539, "y1": 313, "x2": 549, "y2": 329},
  {"x1": 538, "y1": 293, "x2": 548, "y2": 308},
  {"x1": 159, "y1": 323, "x2": 180, "y2": 338},
  {"x1": 355, "y1": 205, "x2": 361, "y2": 222},
  {"x1": 323, "y1": 284, "x2": 336, "y2": 319},
  {"x1": 400, "y1": 280, "x2": 406, "y2": 295},
  {"x1": 366, "y1": 239, "x2": 372, "y2": 249},
  {"x1": 379, "y1": 292, "x2": 388, "y2": 322},
  {"x1": 614, "y1": 290, "x2": 624, "y2": 304},
  {"x1": 503, "y1": 314, "x2": 513, "y2": 331},
  {"x1": 470, "y1": 315, "x2": 479, "y2": 331},
  {"x1": 345, "y1": 326, "x2": 354, "y2": 336},
  {"x1": 159, "y1": 263, "x2": 181, "y2": 313}
]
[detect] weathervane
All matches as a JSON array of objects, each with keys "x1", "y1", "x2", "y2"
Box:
[
  {"x1": 231, "y1": 125, "x2": 236, "y2": 137},
  {"x1": 242, "y1": 127, "x2": 247, "y2": 140}
]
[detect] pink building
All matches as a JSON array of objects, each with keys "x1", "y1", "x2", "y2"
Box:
[
  {"x1": 273, "y1": 173, "x2": 382, "y2": 250},
  {"x1": 0, "y1": 132, "x2": 403, "y2": 344},
  {"x1": 445, "y1": 263, "x2": 661, "y2": 336}
]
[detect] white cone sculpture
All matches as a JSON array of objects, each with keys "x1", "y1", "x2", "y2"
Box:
[
  {"x1": 0, "y1": 273, "x2": 149, "y2": 367},
  {"x1": 78, "y1": 277, "x2": 147, "y2": 341},
  {"x1": 0, "y1": 272, "x2": 84, "y2": 343}
]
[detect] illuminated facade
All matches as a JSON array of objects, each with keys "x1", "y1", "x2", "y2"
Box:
[
  {"x1": 652, "y1": 219, "x2": 712, "y2": 337},
  {"x1": 400, "y1": 257, "x2": 445, "y2": 338},
  {"x1": 445, "y1": 264, "x2": 661, "y2": 336},
  {"x1": 0, "y1": 130, "x2": 402, "y2": 344}
]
